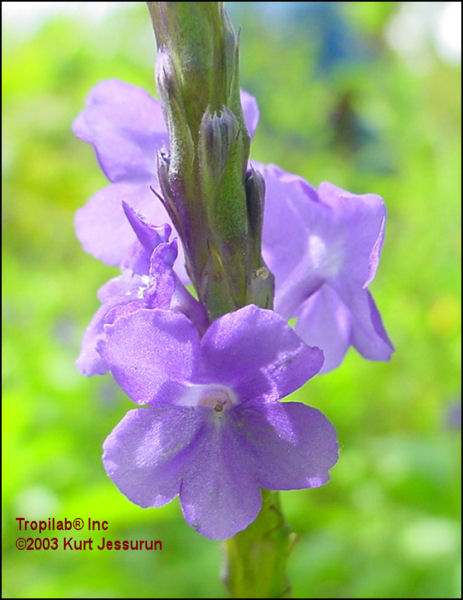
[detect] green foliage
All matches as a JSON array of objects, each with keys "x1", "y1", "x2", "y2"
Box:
[{"x1": 3, "y1": 3, "x2": 460, "y2": 598}]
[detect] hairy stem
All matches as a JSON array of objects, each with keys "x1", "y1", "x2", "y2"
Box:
[{"x1": 223, "y1": 490, "x2": 292, "y2": 598}]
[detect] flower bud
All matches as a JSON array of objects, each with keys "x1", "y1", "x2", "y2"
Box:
[
  {"x1": 245, "y1": 166, "x2": 266, "y2": 249},
  {"x1": 198, "y1": 106, "x2": 239, "y2": 202}
]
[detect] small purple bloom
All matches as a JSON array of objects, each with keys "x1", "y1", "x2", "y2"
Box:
[
  {"x1": 99, "y1": 304, "x2": 338, "y2": 540},
  {"x1": 73, "y1": 79, "x2": 259, "y2": 279},
  {"x1": 258, "y1": 163, "x2": 394, "y2": 372},
  {"x1": 76, "y1": 203, "x2": 206, "y2": 376}
]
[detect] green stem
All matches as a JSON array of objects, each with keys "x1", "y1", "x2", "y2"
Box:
[{"x1": 223, "y1": 490, "x2": 293, "y2": 598}]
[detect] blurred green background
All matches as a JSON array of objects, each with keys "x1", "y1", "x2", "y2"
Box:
[{"x1": 2, "y1": 2, "x2": 461, "y2": 597}]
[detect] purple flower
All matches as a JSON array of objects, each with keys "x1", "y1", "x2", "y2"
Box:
[
  {"x1": 77, "y1": 202, "x2": 207, "y2": 376},
  {"x1": 99, "y1": 304, "x2": 338, "y2": 539},
  {"x1": 259, "y1": 163, "x2": 394, "y2": 372},
  {"x1": 73, "y1": 79, "x2": 259, "y2": 280}
]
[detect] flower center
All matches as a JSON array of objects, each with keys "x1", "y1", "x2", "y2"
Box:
[
  {"x1": 136, "y1": 275, "x2": 152, "y2": 299},
  {"x1": 307, "y1": 234, "x2": 343, "y2": 279},
  {"x1": 198, "y1": 389, "x2": 235, "y2": 412},
  {"x1": 178, "y1": 383, "x2": 237, "y2": 412}
]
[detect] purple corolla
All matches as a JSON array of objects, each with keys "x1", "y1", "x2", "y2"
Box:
[
  {"x1": 99, "y1": 304, "x2": 338, "y2": 539},
  {"x1": 260, "y1": 163, "x2": 394, "y2": 372},
  {"x1": 76, "y1": 201, "x2": 206, "y2": 376}
]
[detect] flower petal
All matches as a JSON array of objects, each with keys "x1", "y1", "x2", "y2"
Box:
[
  {"x1": 98, "y1": 271, "x2": 138, "y2": 303},
  {"x1": 73, "y1": 79, "x2": 168, "y2": 183},
  {"x1": 295, "y1": 284, "x2": 352, "y2": 373},
  {"x1": 199, "y1": 304, "x2": 323, "y2": 403},
  {"x1": 258, "y1": 162, "x2": 322, "y2": 317},
  {"x1": 317, "y1": 182, "x2": 386, "y2": 288},
  {"x1": 76, "y1": 302, "x2": 114, "y2": 376},
  {"x1": 240, "y1": 89, "x2": 259, "y2": 137},
  {"x1": 75, "y1": 182, "x2": 166, "y2": 266},
  {"x1": 120, "y1": 201, "x2": 172, "y2": 275},
  {"x1": 98, "y1": 309, "x2": 201, "y2": 405},
  {"x1": 340, "y1": 286, "x2": 394, "y2": 361},
  {"x1": 103, "y1": 405, "x2": 203, "y2": 508},
  {"x1": 122, "y1": 201, "x2": 171, "y2": 250},
  {"x1": 143, "y1": 241, "x2": 178, "y2": 308},
  {"x1": 75, "y1": 181, "x2": 189, "y2": 282},
  {"x1": 237, "y1": 401, "x2": 338, "y2": 490},
  {"x1": 260, "y1": 165, "x2": 388, "y2": 320},
  {"x1": 179, "y1": 417, "x2": 261, "y2": 539}
]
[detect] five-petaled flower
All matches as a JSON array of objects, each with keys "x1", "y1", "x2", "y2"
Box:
[
  {"x1": 77, "y1": 202, "x2": 207, "y2": 376},
  {"x1": 260, "y1": 163, "x2": 394, "y2": 372},
  {"x1": 99, "y1": 304, "x2": 338, "y2": 539}
]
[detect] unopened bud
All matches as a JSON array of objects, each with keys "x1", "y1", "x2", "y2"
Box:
[
  {"x1": 155, "y1": 49, "x2": 178, "y2": 107},
  {"x1": 198, "y1": 106, "x2": 239, "y2": 197},
  {"x1": 245, "y1": 166, "x2": 266, "y2": 253}
]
